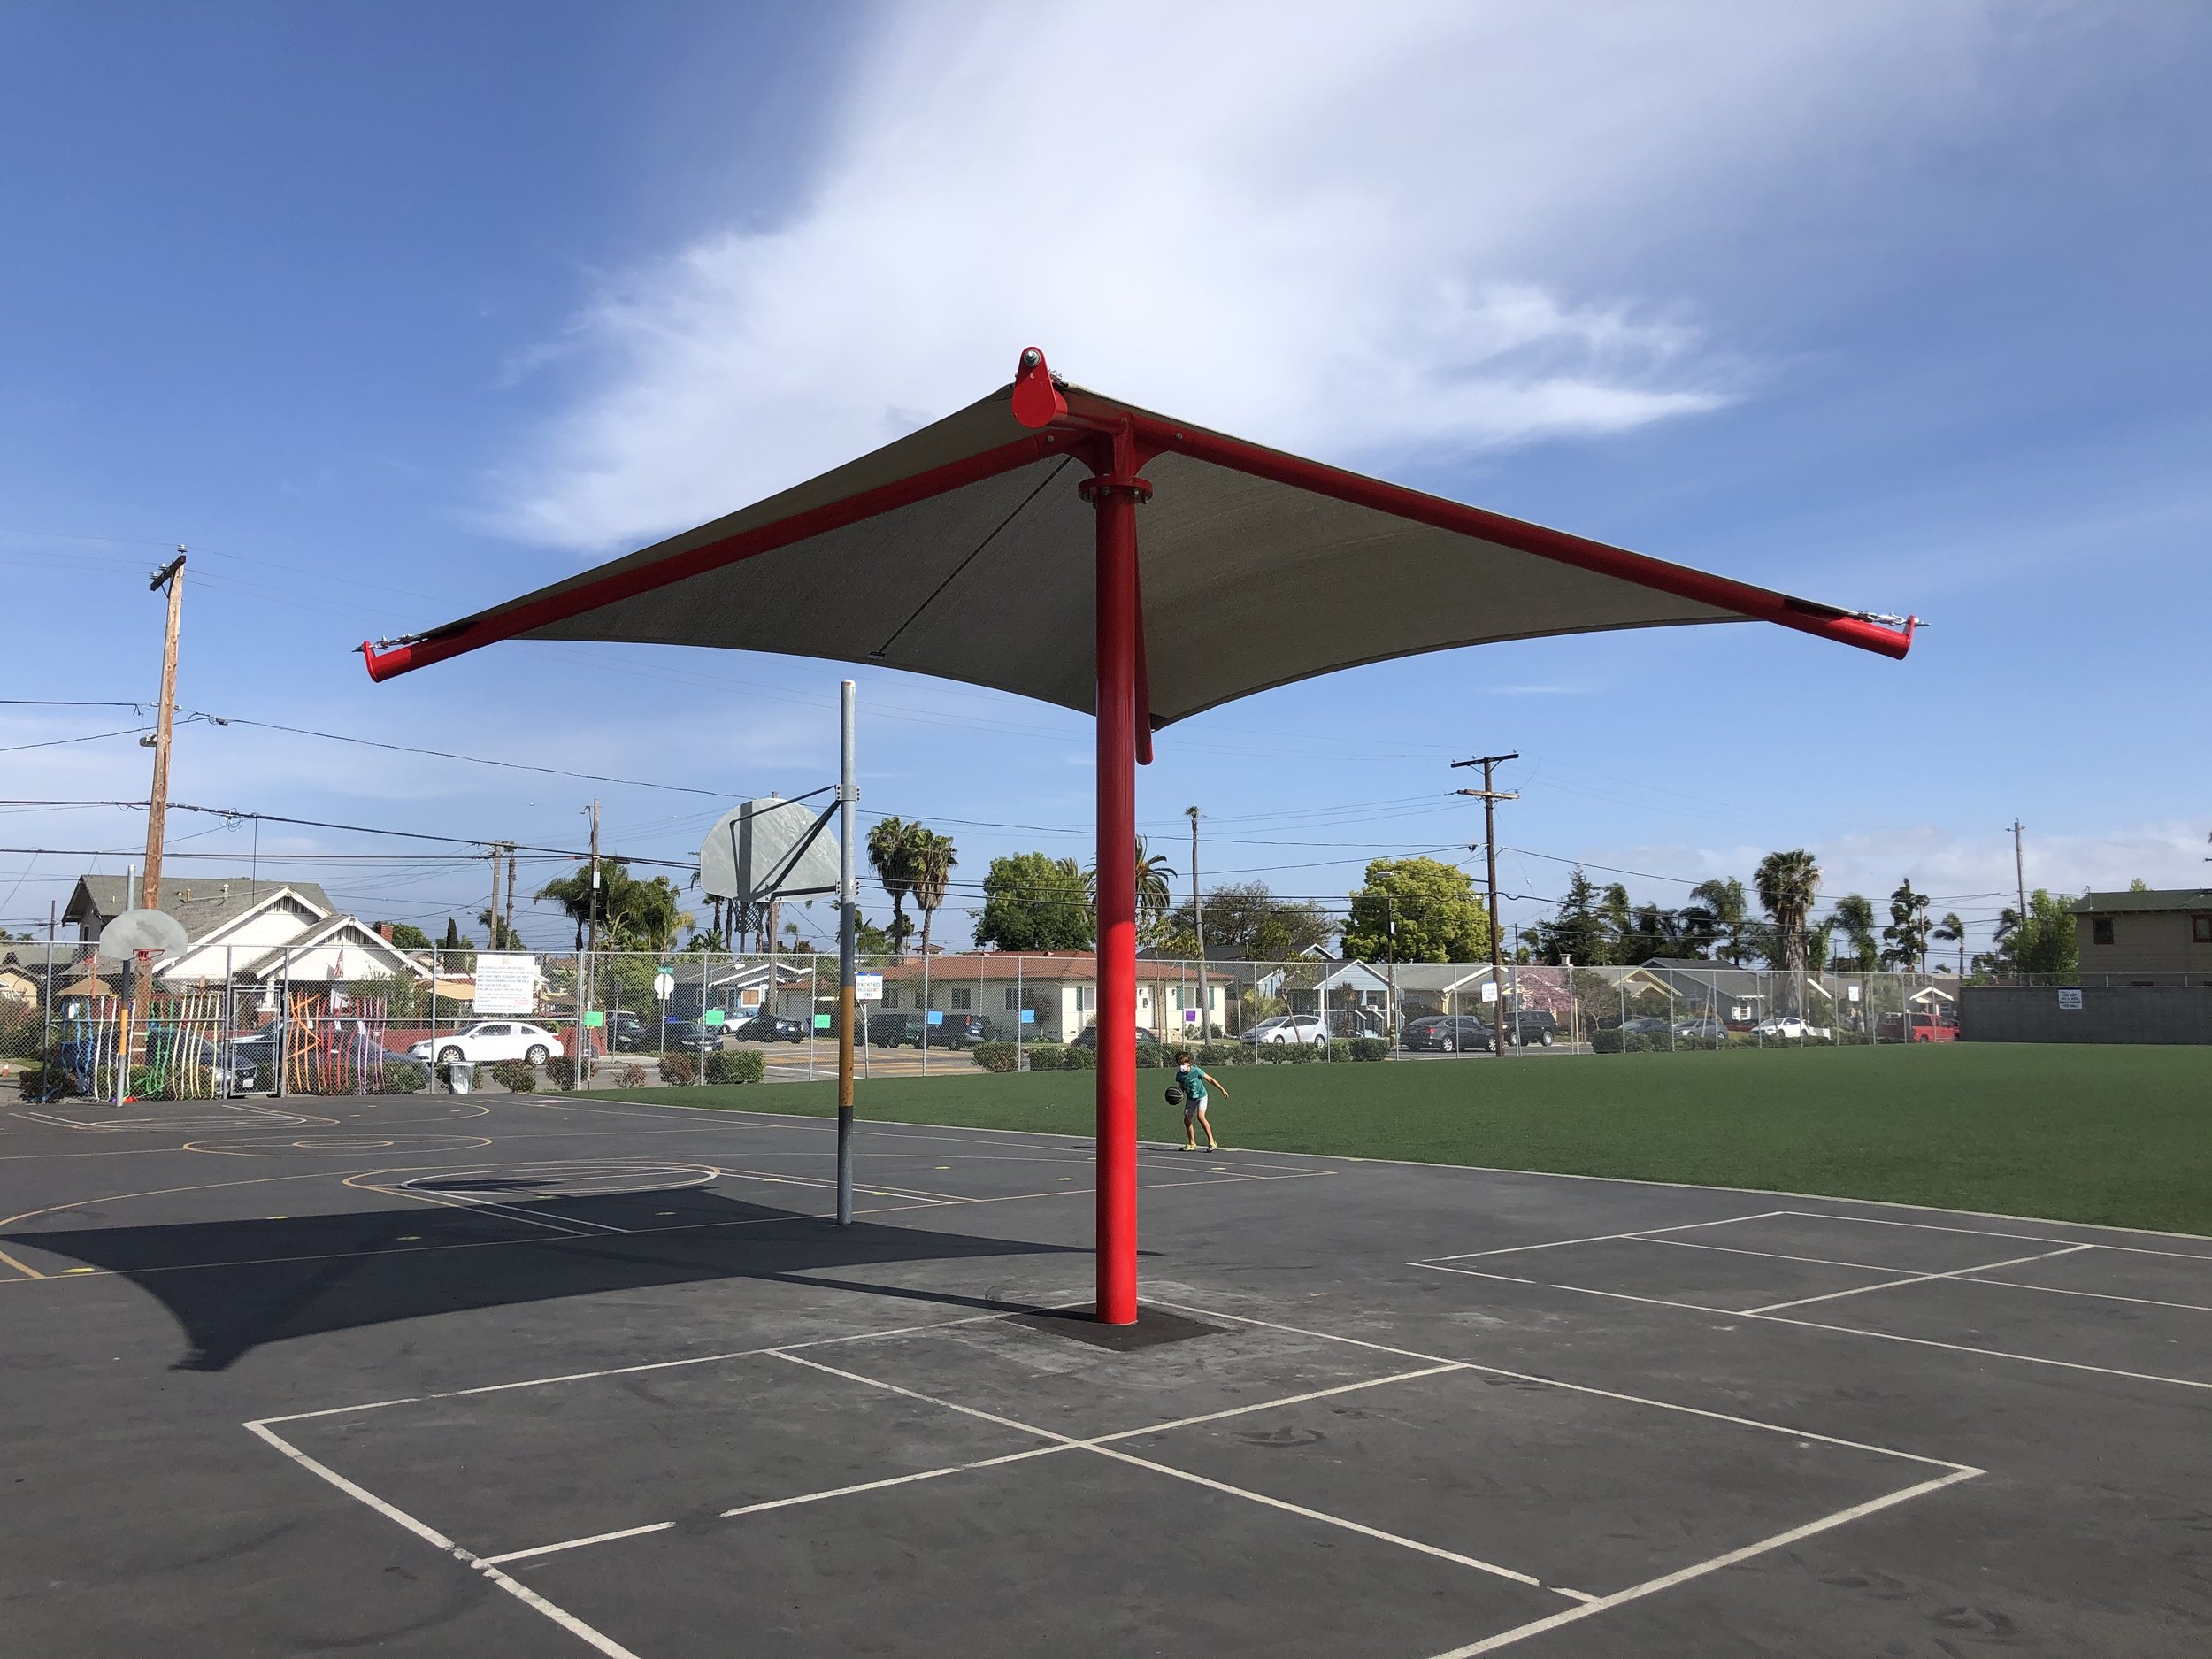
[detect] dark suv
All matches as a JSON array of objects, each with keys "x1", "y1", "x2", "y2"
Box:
[
  {"x1": 1503, "y1": 1010, "x2": 1559, "y2": 1047},
  {"x1": 733, "y1": 1012, "x2": 806, "y2": 1044},
  {"x1": 929, "y1": 1013, "x2": 992, "y2": 1048},
  {"x1": 865, "y1": 1012, "x2": 926, "y2": 1048}
]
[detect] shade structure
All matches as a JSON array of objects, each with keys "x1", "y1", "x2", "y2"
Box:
[{"x1": 362, "y1": 349, "x2": 1915, "y2": 1323}]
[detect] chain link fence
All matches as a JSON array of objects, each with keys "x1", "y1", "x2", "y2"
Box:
[{"x1": 5, "y1": 938, "x2": 2004, "y2": 1102}]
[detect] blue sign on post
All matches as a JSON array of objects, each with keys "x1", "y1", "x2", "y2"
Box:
[
  {"x1": 1018, "y1": 1010, "x2": 1035, "y2": 1024},
  {"x1": 926, "y1": 1010, "x2": 943, "y2": 1025}
]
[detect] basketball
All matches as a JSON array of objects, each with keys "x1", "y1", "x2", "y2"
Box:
[{"x1": 1164, "y1": 1086, "x2": 1185, "y2": 1106}]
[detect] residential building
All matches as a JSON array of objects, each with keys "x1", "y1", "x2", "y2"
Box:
[
  {"x1": 2072, "y1": 889, "x2": 2212, "y2": 982},
  {"x1": 59, "y1": 874, "x2": 431, "y2": 987}
]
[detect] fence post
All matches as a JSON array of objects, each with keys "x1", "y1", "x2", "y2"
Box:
[{"x1": 1016, "y1": 956, "x2": 1025, "y2": 1069}]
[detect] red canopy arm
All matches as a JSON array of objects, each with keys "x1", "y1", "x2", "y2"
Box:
[{"x1": 1058, "y1": 393, "x2": 1916, "y2": 662}]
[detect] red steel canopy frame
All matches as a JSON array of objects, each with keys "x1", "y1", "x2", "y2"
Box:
[{"x1": 362, "y1": 349, "x2": 1915, "y2": 1325}]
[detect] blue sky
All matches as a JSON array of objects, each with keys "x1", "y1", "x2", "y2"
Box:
[{"x1": 3, "y1": 2, "x2": 2207, "y2": 955}]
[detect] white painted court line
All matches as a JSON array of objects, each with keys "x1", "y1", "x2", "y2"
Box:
[
  {"x1": 1635, "y1": 1236, "x2": 1965, "y2": 1275},
  {"x1": 1428, "y1": 1211, "x2": 1786, "y2": 1263},
  {"x1": 1509, "y1": 1279, "x2": 2212, "y2": 1394},
  {"x1": 466, "y1": 1364, "x2": 1477, "y2": 1571},
  {"x1": 1422, "y1": 1467, "x2": 1982, "y2": 1656},
  {"x1": 1741, "y1": 1245, "x2": 2093, "y2": 1316},
  {"x1": 477, "y1": 1520, "x2": 679, "y2": 1567},
  {"x1": 1965, "y1": 1276, "x2": 2212, "y2": 1316},
  {"x1": 245, "y1": 1420, "x2": 643, "y2": 1659},
  {"x1": 767, "y1": 1349, "x2": 1569, "y2": 1597},
  {"x1": 1155, "y1": 1294, "x2": 1976, "y2": 1474},
  {"x1": 1775, "y1": 1210, "x2": 2212, "y2": 1264}
]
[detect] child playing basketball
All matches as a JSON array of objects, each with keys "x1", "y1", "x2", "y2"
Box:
[{"x1": 1173, "y1": 1051, "x2": 1226, "y2": 1150}]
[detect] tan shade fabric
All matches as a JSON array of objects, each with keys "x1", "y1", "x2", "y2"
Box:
[{"x1": 364, "y1": 374, "x2": 1908, "y2": 720}]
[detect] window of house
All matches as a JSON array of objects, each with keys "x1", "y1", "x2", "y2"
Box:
[
  {"x1": 2193, "y1": 915, "x2": 2212, "y2": 944},
  {"x1": 1003, "y1": 987, "x2": 1019, "y2": 1010},
  {"x1": 2092, "y1": 918, "x2": 2114, "y2": 946},
  {"x1": 951, "y1": 987, "x2": 972, "y2": 1010}
]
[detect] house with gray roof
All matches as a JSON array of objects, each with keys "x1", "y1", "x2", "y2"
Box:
[{"x1": 59, "y1": 874, "x2": 430, "y2": 987}]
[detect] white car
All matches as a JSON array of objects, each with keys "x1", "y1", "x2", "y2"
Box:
[
  {"x1": 1750, "y1": 1016, "x2": 1831, "y2": 1041},
  {"x1": 410, "y1": 1021, "x2": 565, "y2": 1065},
  {"x1": 1248, "y1": 1014, "x2": 1330, "y2": 1046}
]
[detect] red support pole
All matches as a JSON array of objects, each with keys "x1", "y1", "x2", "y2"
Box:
[{"x1": 1087, "y1": 462, "x2": 1144, "y2": 1326}]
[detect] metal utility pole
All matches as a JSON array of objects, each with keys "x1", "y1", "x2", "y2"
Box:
[
  {"x1": 1186, "y1": 806, "x2": 1206, "y2": 1043},
  {"x1": 1454, "y1": 750, "x2": 1519, "y2": 1057},
  {"x1": 576, "y1": 801, "x2": 600, "y2": 1090},
  {"x1": 836, "y1": 680, "x2": 858, "y2": 1225},
  {"x1": 140, "y1": 549, "x2": 187, "y2": 914}
]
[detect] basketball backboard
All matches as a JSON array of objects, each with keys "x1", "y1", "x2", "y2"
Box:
[
  {"x1": 699, "y1": 796, "x2": 840, "y2": 906},
  {"x1": 96, "y1": 907, "x2": 190, "y2": 966}
]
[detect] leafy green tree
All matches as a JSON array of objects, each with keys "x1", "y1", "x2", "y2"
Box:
[
  {"x1": 1533, "y1": 867, "x2": 1612, "y2": 965},
  {"x1": 1881, "y1": 877, "x2": 1931, "y2": 971},
  {"x1": 1828, "y1": 894, "x2": 1878, "y2": 970},
  {"x1": 476, "y1": 905, "x2": 525, "y2": 951},
  {"x1": 1085, "y1": 837, "x2": 1179, "y2": 949},
  {"x1": 972, "y1": 852, "x2": 1094, "y2": 951},
  {"x1": 1989, "y1": 889, "x2": 2078, "y2": 977},
  {"x1": 1343, "y1": 857, "x2": 1488, "y2": 963},
  {"x1": 1160, "y1": 882, "x2": 1332, "y2": 960},
  {"x1": 438, "y1": 917, "x2": 473, "y2": 971},
  {"x1": 534, "y1": 863, "x2": 692, "y2": 952}
]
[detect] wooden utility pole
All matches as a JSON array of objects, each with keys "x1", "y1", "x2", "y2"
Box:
[
  {"x1": 503, "y1": 842, "x2": 518, "y2": 945},
  {"x1": 1454, "y1": 750, "x2": 1519, "y2": 1057},
  {"x1": 2010, "y1": 819, "x2": 2027, "y2": 937},
  {"x1": 141, "y1": 549, "x2": 187, "y2": 913},
  {"x1": 1186, "y1": 805, "x2": 1207, "y2": 1041}
]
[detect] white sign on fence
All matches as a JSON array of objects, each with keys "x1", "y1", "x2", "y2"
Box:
[
  {"x1": 856, "y1": 972, "x2": 884, "y2": 1002},
  {"x1": 2057, "y1": 987, "x2": 2084, "y2": 1010},
  {"x1": 1847, "y1": 983, "x2": 1861, "y2": 1002},
  {"x1": 472, "y1": 953, "x2": 537, "y2": 1015},
  {"x1": 1479, "y1": 981, "x2": 1498, "y2": 1003}
]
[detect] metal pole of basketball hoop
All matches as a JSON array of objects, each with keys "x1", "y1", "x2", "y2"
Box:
[{"x1": 836, "y1": 680, "x2": 857, "y2": 1225}]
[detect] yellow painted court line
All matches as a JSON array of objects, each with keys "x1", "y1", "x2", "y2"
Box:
[{"x1": 0, "y1": 1244, "x2": 49, "y2": 1279}]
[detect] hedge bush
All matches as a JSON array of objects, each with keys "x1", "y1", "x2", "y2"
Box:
[
  {"x1": 657, "y1": 1051, "x2": 697, "y2": 1086},
  {"x1": 545, "y1": 1055, "x2": 578, "y2": 1088},
  {"x1": 617, "y1": 1062, "x2": 649, "y2": 1089},
  {"x1": 705, "y1": 1048, "x2": 765, "y2": 1085},
  {"x1": 488, "y1": 1059, "x2": 540, "y2": 1093},
  {"x1": 13, "y1": 1062, "x2": 73, "y2": 1099},
  {"x1": 1344, "y1": 1037, "x2": 1389, "y2": 1062},
  {"x1": 972, "y1": 1041, "x2": 1019, "y2": 1073}
]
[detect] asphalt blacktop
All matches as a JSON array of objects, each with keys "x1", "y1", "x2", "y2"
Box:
[{"x1": 2, "y1": 1086, "x2": 2206, "y2": 1656}]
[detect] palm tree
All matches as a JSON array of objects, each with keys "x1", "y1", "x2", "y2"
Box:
[
  {"x1": 1754, "y1": 849, "x2": 1821, "y2": 1013},
  {"x1": 1688, "y1": 878, "x2": 1749, "y2": 964},
  {"x1": 1084, "y1": 838, "x2": 1177, "y2": 945},
  {"x1": 907, "y1": 827, "x2": 958, "y2": 957},
  {"x1": 866, "y1": 817, "x2": 918, "y2": 955},
  {"x1": 1931, "y1": 910, "x2": 1966, "y2": 976},
  {"x1": 1830, "y1": 894, "x2": 1878, "y2": 971}
]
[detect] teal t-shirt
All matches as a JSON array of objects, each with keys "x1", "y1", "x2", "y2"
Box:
[{"x1": 1178, "y1": 1064, "x2": 1207, "y2": 1102}]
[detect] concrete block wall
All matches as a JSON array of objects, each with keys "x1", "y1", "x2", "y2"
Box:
[{"x1": 1960, "y1": 985, "x2": 2212, "y2": 1045}]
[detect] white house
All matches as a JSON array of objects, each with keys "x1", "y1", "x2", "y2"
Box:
[{"x1": 61, "y1": 874, "x2": 431, "y2": 988}]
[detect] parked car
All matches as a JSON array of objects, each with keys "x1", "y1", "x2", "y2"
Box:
[
  {"x1": 1618, "y1": 1015, "x2": 1675, "y2": 1036},
  {"x1": 1672, "y1": 1017, "x2": 1726, "y2": 1042},
  {"x1": 865, "y1": 1012, "x2": 926, "y2": 1048},
  {"x1": 1750, "y1": 1016, "x2": 1832, "y2": 1041},
  {"x1": 240, "y1": 1017, "x2": 427, "y2": 1083},
  {"x1": 661, "y1": 1019, "x2": 724, "y2": 1053},
  {"x1": 732, "y1": 1012, "x2": 806, "y2": 1044},
  {"x1": 604, "y1": 1010, "x2": 652, "y2": 1054},
  {"x1": 1247, "y1": 1014, "x2": 1330, "y2": 1047},
  {"x1": 407, "y1": 1021, "x2": 565, "y2": 1065},
  {"x1": 1070, "y1": 1023, "x2": 1160, "y2": 1050},
  {"x1": 928, "y1": 1013, "x2": 993, "y2": 1049},
  {"x1": 1401, "y1": 1014, "x2": 1494, "y2": 1053}
]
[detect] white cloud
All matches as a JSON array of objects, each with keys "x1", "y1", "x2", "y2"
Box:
[{"x1": 494, "y1": 1, "x2": 2016, "y2": 550}]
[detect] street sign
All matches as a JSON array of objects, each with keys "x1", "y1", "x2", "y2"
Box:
[
  {"x1": 703, "y1": 1009, "x2": 725, "y2": 1025},
  {"x1": 926, "y1": 1010, "x2": 943, "y2": 1025},
  {"x1": 812, "y1": 1012, "x2": 833, "y2": 1029},
  {"x1": 583, "y1": 1010, "x2": 604, "y2": 1028},
  {"x1": 652, "y1": 969, "x2": 675, "y2": 1000},
  {"x1": 2057, "y1": 987, "x2": 2083, "y2": 1010},
  {"x1": 856, "y1": 972, "x2": 884, "y2": 1002},
  {"x1": 1847, "y1": 983, "x2": 1861, "y2": 1002},
  {"x1": 1479, "y1": 981, "x2": 1498, "y2": 1003},
  {"x1": 1182, "y1": 1009, "x2": 1200, "y2": 1024}
]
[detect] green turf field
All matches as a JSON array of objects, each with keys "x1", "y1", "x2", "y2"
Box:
[{"x1": 588, "y1": 1044, "x2": 2212, "y2": 1236}]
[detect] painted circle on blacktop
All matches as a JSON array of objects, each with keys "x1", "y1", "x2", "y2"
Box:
[
  {"x1": 392, "y1": 1161, "x2": 720, "y2": 1201},
  {"x1": 183, "y1": 1133, "x2": 495, "y2": 1156}
]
